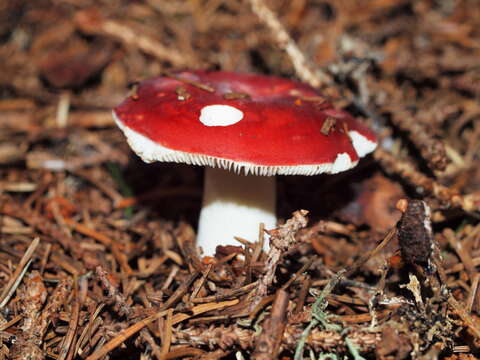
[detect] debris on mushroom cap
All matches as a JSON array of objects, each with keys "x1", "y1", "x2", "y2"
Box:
[{"x1": 113, "y1": 70, "x2": 377, "y2": 176}]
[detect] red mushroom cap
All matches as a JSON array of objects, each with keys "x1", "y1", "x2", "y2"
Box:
[{"x1": 113, "y1": 70, "x2": 377, "y2": 175}]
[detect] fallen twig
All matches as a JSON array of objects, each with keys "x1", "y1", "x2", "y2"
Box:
[
  {"x1": 247, "y1": 0, "x2": 330, "y2": 88},
  {"x1": 252, "y1": 289, "x2": 289, "y2": 359},
  {"x1": 374, "y1": 148, "x2": 480, "y2": 213},
  {"x1": 0, "y1": 237, "x2": 39, "y2": 308}
]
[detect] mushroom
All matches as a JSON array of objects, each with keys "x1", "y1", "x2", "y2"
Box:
[{"x1": 113, "y1": 70, "x2": 377, "y2": 256}]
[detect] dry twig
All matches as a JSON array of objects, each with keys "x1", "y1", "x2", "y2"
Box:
[
  {"x1": 74, "y1": 9, "x2": 196, "y2": 68},
  {"x1": 374, "y1": 148, "x2": 480, "y2": 213},
  {"x1": 252, "y1": 289, "x2": 289, "y2": 359},
  {"x1": 0, "y1": 237, "x2": 39, "y2": 308},
  {"x1": 246, "y1": 0, "x2": 330, "y2": 88}
]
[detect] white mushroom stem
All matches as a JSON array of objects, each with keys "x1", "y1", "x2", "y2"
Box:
[{"x1": 197, "y1": 167, "x2": 276, "y2": 256}]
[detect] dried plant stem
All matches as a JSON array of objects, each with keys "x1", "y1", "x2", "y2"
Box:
[
  {"x1": 374, "y1": 148, "x2": 480, "y2": 213},
  {"x1": 74, "y1": 10, "x2": 194, "y2": 68},
  {"x1": 0, "y1": 315, "x2": 22, "y2": 331},
  {"x1": 76, "y1": 304, "x2": 104, "y2": 356},
  {"x1": 175, "y1": 323, "x2": 380, "y2": 353},
  {"x1": 159, "y1": 271, "x2": 199, "y2": 311},
  {"x1": 191, "y1": 281, "x2": 258, "y2": 304},
  {"x1": 140, "y1": 329, "x2": 163, "y2": 360},
  {"x1": 64, "y1": 218, "x2": 112, "y2": 246},
  {"x1": 247, "y1": 0, "x2": 329, "y2": 88},
  {"x1": 58, "y1": 297, "x2": 80, "y2": 360},
  {"x1": 86, "y1": 310, "x2": 169, "y2": 360},
  {"x1": 160, "y1": 309, "x2": 174, "y2": 358},
  {"x1": 387, "y1": 106, "x2": 448, "y2": 171},
  {"x1": 252, "y1": 289, "x2": 289, "y2": 359},
  {"x1": 0, "y1": 237, "x2": 39, "y2": 308}
]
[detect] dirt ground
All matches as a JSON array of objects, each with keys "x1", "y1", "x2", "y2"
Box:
[{"x1": 0, "y1": 0, "x2": 480, "y2": 359}]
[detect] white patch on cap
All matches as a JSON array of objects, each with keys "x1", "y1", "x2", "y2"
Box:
[
  {"x1": 331, "y1": 153, "x2": 353, "y2": 173},
  {"x1": 199, "y1": 104, "x2": 243, "y2": 127},
  {"x1": 348, "y1": 130, "x2": 377, "y2": 157}
]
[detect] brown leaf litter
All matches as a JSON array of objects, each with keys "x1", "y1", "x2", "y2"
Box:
[{"x1": 1, "y1": 0, "x2": 480, "y2": 359}]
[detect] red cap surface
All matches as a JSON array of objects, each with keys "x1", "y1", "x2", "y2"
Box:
[{"x1": 113, "y1": 70, "x2": 377, "y2": 175}]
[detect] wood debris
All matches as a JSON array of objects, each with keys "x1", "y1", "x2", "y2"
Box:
[{"x1": 0, "y1": 0, "x2": 479, "y2": 359}]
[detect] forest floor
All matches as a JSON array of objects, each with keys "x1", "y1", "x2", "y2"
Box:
[{"x1": 0, "y1": 0, "x2": 480, "y2": 359}]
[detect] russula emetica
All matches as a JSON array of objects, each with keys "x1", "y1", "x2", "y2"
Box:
[{"x1": 113, "y1": 70, "x2": 377, "y2": 256}]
